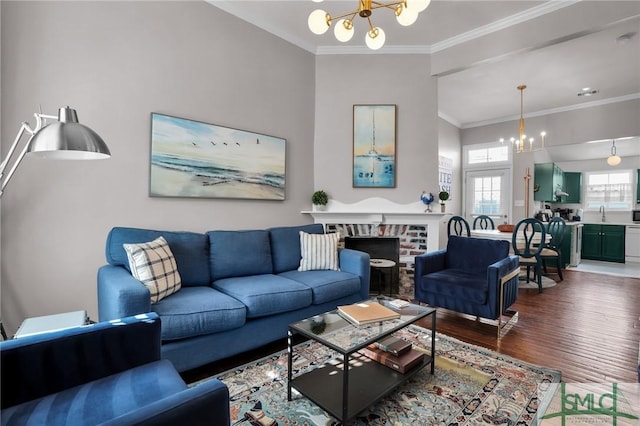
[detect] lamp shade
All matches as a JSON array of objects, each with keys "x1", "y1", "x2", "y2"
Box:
[
  {"x1": 308, "y1": 9, "x2": 330, "y2": 35},
  {"x1": 365, "y1": 27, "x2": 386, "y2": 50},
  {"x1": 607, "y1": 155, "x2": 621, "y2": 166},
  {"x1": 27, "y1": 107, "x2": 110, "y2": 159},
  {"x1": 396, "y1": 6, "x2": 419, "y2": 26}
]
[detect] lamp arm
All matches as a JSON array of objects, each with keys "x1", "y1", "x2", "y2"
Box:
[{"x1": 0, "y1": 112, "x2": 52, "y2": 198}]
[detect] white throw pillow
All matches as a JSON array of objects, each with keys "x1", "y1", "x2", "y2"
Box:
[
  {"x1": 123, "y1": 236, "x2": 182, "y2": 303},
  {"x1": 298, "y1": 231, "x2": 340, "y2": 271}
]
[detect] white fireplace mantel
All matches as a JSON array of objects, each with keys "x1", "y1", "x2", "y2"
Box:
[{"x1": 302, "y1": 197, "x2": 450, "y2": 252}]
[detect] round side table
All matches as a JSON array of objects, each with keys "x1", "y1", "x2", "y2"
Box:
[{"x1": 370, "y1": 258, "x2": 396, "y2": 296}]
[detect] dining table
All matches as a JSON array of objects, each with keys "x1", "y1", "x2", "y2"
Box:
[{"x1": 470, "y1": 229, "x2": 550, "y2": 245}]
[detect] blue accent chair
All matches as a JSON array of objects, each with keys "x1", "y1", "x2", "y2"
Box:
[
  {"x1": 414, "y1": 236, "x2": 520, "y2": 337},
  {"x1": 0, "y1": 313, "x2": 230, "y2": 426}
]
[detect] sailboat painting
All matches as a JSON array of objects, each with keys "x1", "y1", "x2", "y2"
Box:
[{"x1": 353, "y1": 105, "x2": 396, "y2": 188}]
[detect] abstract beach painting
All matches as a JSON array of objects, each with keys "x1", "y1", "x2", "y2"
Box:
[
  {"x1": 353, "y1": 105, "x2": 396, "y2": 188},
  {"x1": 150, "y1": 113, "x2": 286, "y2": 200}
]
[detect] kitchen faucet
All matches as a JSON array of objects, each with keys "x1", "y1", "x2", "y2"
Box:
[{"x1": 599, "y1": 205, "x2": 606, "y2": 222}]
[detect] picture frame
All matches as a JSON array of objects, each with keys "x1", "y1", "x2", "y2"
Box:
[
  {"x1": 353, "y1": 104, "x2": 397, "y2": 188},
  {"x1": 149, "y1": 113, "x2": 286, "y2": 200}
]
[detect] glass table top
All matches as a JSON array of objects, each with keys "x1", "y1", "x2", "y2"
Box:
[{"x1": 289, "y1": 297, "x2": 435, "y2": 354}]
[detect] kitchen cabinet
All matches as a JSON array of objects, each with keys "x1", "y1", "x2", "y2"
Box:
[
  {"x1": 561, "y1": 172, "x2": 581, "y2": 203},
  {"x1": 581, "y1": 224, "x2": 625, "y2": 263},
  {"x1": 534, "y1": 163, "x2": 564, "y2": 202}
]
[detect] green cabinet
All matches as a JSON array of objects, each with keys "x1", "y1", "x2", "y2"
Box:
[
  {"x1": 581, "y1": 224, "x2": 625, "y2": 263},
  {"x1": 561, "y1": 172, "x2": 582, "y2": 203},
  {"x1": 534, "y1": 163, "x2": 564, "y2": 202}
]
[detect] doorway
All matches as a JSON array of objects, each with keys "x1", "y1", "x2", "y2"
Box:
[{"x1": 464, "y1": 168, "x2": 511, "y2": 226}]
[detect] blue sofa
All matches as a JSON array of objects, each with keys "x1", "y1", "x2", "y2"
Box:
[
  {"x1": 414, "y1": 236, "x2": 520, "y2": 328},
  {"x1": 0, "y1": 313, "x2": 230, "y2": 425},
  {"x1": 98, "y1": 223, "x2": 370, "y2": 372}
]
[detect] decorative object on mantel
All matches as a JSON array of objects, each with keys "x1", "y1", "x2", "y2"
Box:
[
  {"x1": 607, "y1": 139, "x2": 622, "y2": 166},
  {"x1": 149, "y1": 113, "x2": 285, "y2": 200},
  {"x1": 307, "y1": 0, "x2": 431, "y2": 50},
  {"x1": 311, "y1": 190, "x2": 329, "y2": 211},
  {"x1": 420, "y1": 191, "x2": 434, "y2": 212},
  {"x1": 438, "y1": 190, "x2": 449, "y2": 213},
  {"x1": 353, "y1": 105, "x2": 396, "y2": 188},
  {"x1": 499, "y1": 85, "x2": 547, "y2": 153}
]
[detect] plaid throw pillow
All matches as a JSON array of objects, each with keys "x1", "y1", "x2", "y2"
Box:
[
  {"x1": 298, "y1": 231, "x2": 340, "y2": 271},
  {"x1": 123, "y1": 236, "x2": 182, "y2": 303}
]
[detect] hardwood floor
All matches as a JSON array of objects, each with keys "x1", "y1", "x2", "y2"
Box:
[{"x1": 181, "y1": 269, "x2": 640, "y2": 384}]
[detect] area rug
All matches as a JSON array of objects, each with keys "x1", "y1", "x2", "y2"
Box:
[
  {"x1": 518, "y1": 275, "x2": 557, "y2": 289},
  {"x1": 213, "y1": 325, "x2": 561, "y2": 426}
]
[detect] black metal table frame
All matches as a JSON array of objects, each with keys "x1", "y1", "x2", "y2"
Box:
[{"x1": 287, "y1": 306, "x2": 436, "y2": 424}]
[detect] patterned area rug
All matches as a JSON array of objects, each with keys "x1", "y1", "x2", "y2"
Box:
[{"x1": 214, "y1": 325, "x2": 561, "y2": 426}]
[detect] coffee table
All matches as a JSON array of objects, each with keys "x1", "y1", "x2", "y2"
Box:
[{"x1": 287, "y1": 297, "x2": 436, "y2": 424}]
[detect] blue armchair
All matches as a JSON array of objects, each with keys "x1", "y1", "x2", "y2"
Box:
[
  {"x1": 414, "y1": 236, "x2": 520, "y2": 337},
  {"x1": 0, "y1": 313, "x2": 230, "y2": 425}
]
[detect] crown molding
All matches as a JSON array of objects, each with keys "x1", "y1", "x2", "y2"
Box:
[
  {"x1": 437, "y1": 111, "x2": 462, "y2": 129},
  {"x1": 462, "y1": 93, "x2": 640, "y2": 129},
  {"x1": 316, "y1": 44, "x2": 431, "y2": 55},
  {"x1": 208, "y1": 0, "x2": 578, "y2": 56},
  {"x1": 430, "y1": 0, "x2": 581, "y2": 53}
]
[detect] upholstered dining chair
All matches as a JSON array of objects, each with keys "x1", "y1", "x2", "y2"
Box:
[
  {"x1": 473, "y1": 215, "x2": 495, "y2": 230},
  {"x1": 541, "y1": 217, "x2": 566, "y2": 281},
  {"x1": 447, "y1": 215, "x2": 471, "y2": 237},
  {"x1": 512, "y1": 218, "x2": 546, "y2": 293}
]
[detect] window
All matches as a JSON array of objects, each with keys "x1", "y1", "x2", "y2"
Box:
[
  {"x1": 584, "y1": 170, "x2": 633, "y2": 210},
  {"x1": 466, "y1": 145, "x2": 509, "y2": 165}
]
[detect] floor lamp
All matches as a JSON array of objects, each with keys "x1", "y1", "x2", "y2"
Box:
[{"x1": 0, "y1": 106, "x2": 111, "y2": 338}]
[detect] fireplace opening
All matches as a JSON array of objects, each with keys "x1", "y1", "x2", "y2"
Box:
[{"x1": 344, "y1": 237, "x2": 400, "y2": 295}]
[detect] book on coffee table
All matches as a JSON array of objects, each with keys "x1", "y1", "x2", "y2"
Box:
[
  {"x1": 374, "y1": 335, "x2": 412, "y2": 356},
  {"x1": 360, "y1": 345, "x2": 425, "y2": 374},
  {"x1": 337, "y1": 302, "x2": 400, "y2": 326}
]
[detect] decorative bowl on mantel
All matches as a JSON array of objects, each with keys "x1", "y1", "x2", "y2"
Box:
[{"x1": 498, "y1": 224, "x2": 514, "y2": 233}]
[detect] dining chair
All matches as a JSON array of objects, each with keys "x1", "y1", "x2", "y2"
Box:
[
  {"x1": 447, "y1": 216, "x2": 471, "y2": 237},
  {"x1": 512, "y1": 218, "x2": 546, "y2": 293},
  {"x1": 473, "y1": 215, "x2": 495, "y2": 230},
  {"x1": 540, "y1": 217, "x2": 566, "y2": 281}
]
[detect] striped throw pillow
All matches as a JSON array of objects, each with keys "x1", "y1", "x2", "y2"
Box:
[
  {"x1": 123, "y1": 236, "x2": 182, "y2": 303},
  {"x1": 298, "y1": 231, "x2": 340, "y2": 271}
]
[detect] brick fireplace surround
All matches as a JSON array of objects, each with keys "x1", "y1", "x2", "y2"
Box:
[{"x1": 303, "y1": 198, "x2": 450, "y2": 298}]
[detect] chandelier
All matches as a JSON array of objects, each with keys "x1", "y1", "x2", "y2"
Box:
[
  {"x1": 308, "y1": 0, "x2": 431, "y2": 50},
  {"x1": 500, "y1": 85, "x2": 547, "y2": 153}
]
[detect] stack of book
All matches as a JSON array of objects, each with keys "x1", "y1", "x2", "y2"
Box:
[
  {"x1": 360, "y1": 335, "x2": 424, "y2": 374},
  {"x1": 337, "y1": 302, "x2": 400, "y2": 326}
]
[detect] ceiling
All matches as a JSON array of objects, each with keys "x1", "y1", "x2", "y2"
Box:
[{"x1": 209, "y1": 1, "x2": 640, "y2": 149}]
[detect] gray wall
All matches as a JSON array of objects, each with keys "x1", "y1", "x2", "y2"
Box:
[
  {"x1": 0, "y1": 1, "x2": 316, "y2": 333},
  {"x1": 313, "y1": 54, "x2": 440, "y2": 203}
]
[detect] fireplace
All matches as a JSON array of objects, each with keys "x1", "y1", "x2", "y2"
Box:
[{"x1": 345, "y1": 237, "x2": 400, "y2": 294}]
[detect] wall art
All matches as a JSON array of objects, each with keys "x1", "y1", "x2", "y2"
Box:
[
  {"x1": 353, "y1": 104, "x2": 396, "y2": 188},
  {"x1": 150, "y1": 113, "x2": 286, "y2": 200}
]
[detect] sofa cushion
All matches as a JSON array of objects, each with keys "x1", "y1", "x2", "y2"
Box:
[
  {"x1": 152, "y1": 287, "x2": 246, "y2": 340},
  {"x1": 298, "y1": 231, "x2": 340, "y2": 271},
  {"x1": 123, "y1": 236, "x2": 182, "y2": 303},
  {"x1": 213, "y1": 275, "x2": 312, "y2": 319},
  {"x1": 208, "y1": 230, "x2": 273, "y2": 281},
  {"x1": 279, "y1": 270, "x2": 361, "y2": 305},
  {"x1": 1, "y1": 360, "x2": 186, "y2": 426},
  {"x1": 419, "y1": 269, "x2": 488, "y2": 304},
  {"x1": 268, "y1": 224, "x2": 324, "y2": 273},
  {"x1": 445, "y1": 235, "x2": 510, "y2": 273},
  {"x1": 106, "y1": 227, "x2": 210, "y2": 287}
]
